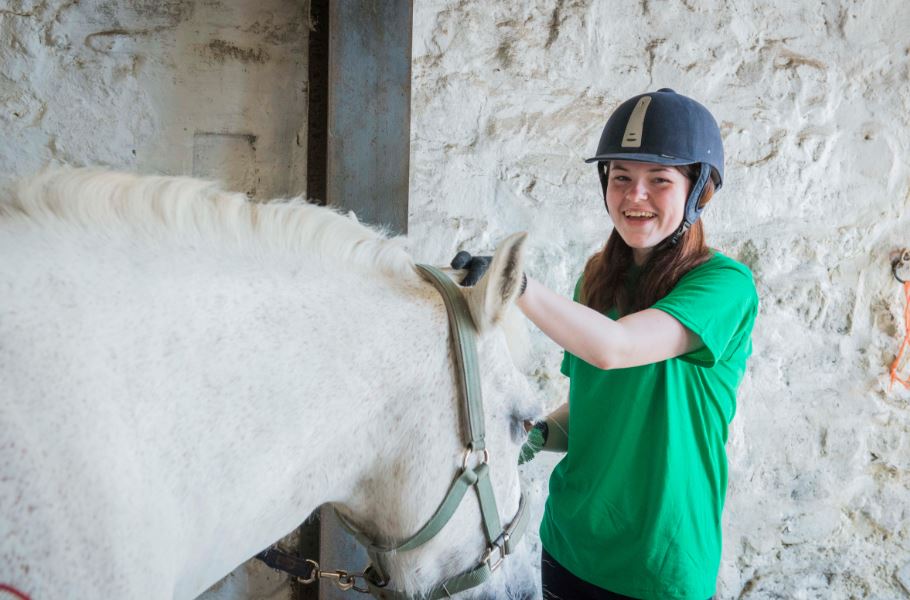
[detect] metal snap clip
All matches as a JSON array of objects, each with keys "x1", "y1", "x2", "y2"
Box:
[{"x1": 892, "y1": 248, "x2": 910, "y2": 283}]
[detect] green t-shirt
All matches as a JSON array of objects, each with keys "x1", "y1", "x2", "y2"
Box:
[{"x1": 540, "y1": 250, "x2": 759, "y2": 600}]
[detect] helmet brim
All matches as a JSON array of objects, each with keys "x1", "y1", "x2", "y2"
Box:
[
  {"x1": 585, "y1": 153, "x2": 723, "y2": 189},
  {"x1": 583, "y1": 153, "x2": 696, "y2": 165}
]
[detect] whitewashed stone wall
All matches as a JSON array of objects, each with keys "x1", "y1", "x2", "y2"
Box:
[
  {"x1": 0, "y1": 0, "x2": 307, "y2": 200},
  {"x1": 4, "y1": 0, "x2": 910, "y2": 598},
  {"x1": 408, "y1": 1, "x2": 910, "y2": 598}
]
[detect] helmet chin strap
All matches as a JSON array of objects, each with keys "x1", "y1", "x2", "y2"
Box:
[
  {"x1": 664, "y1": 221, "x2": 690, "y2": 248},
  {"x1": 663, "y1": 162, "x2": 712, "y2": 247},
  {"x1": 598, "y1": 161, "x2": 610, "y2": 202}
]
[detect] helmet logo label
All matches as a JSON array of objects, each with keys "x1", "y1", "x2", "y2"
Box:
[{"x1": 621, "y1": 96, "x2": 651, "y2": 148}]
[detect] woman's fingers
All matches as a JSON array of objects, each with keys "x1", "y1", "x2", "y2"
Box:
[{"x1": 450, "y1": 250, "x2": 473, "y2": 270}]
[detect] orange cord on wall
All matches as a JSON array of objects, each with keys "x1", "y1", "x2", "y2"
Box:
[{"x1": 889, "y1": 281, "x2": 910, "y2": 390}]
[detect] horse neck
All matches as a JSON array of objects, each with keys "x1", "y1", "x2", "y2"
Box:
[{"x1": 170, "y1": 261, "x2": 452, "y2": 597}]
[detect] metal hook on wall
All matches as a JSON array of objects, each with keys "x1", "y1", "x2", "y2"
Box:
[{"x1": 891, "y1": 248, "x2": 910, "y2": 283}]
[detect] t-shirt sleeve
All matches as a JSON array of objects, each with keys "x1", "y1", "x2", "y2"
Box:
[
  {"x1": 651, "y1": 260, "x2": 759, "y2": 368},
  {"x1": 560, "y1": 275, "x2": 585, "y2": 376},
  {"x1": 560, "y1": 348, "x2": 572, "y2": 376}
]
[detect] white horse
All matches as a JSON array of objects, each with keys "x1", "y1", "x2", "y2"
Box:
[{"x1": 0, "y1": 168, "x2": 542, "y2": 599}]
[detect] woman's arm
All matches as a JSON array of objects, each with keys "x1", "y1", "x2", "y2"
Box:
[
  {"x1": 516, "y1": 276, "x2": 702, "y2": 370},
  {"x1": 541, "y1": 399, "x2": 569, "y2": 452}
]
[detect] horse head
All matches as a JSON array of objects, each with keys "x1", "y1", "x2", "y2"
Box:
[{"x1": 335, "y1": 232, "x2": 543, "y2": 599}]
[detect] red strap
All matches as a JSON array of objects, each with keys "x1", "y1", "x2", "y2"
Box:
[{"x1": 0, "y1": 584, "x2": 31, "y2": 600}]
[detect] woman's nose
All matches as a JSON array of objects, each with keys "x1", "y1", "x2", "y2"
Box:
[{"x1": 625, "y1": 180, "x2": 648, "y2": 201}]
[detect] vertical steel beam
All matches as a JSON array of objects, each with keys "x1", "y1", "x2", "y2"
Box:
[
  {"x1": 319, "y1": 3, "x2": 413, "y2": 598},
  {"x1": 326, "y1": 0, "x2": 413, "y2": 234},
  {"x1": 305, "y1": 0, "x2": 330, "y2": 207}
]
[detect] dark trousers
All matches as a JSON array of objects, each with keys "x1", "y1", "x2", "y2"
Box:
[
  {"x1": 541, "y1": 547, "x2": 714, "y2": 600},
  {"x1": 541, "y1": 547, "x2": 639, "y2": 600}
]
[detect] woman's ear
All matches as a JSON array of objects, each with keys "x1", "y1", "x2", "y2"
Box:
[{"x1": 464, "y1": 232, "x2": 527, "y2": 332}]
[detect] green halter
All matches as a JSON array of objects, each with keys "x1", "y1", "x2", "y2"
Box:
[{"x1": 333, "y1": 264, "x2": 531, "y2": 598}]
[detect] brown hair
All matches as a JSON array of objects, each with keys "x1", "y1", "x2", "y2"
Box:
[{"x1": 580, "y1": 163, "x2": 715, "y2": 315}]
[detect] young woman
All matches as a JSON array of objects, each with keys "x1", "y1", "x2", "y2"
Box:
[{"x1": 454, "y1": 89, "x2": 758, "y2": 599}]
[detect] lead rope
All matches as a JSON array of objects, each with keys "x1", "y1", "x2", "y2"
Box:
[
  {"x1": 255, "y1": 546, "x2": 371, "y2": 593},
  {"x1": 889, "y1": 281, "x2": 910, "y2": 391}
]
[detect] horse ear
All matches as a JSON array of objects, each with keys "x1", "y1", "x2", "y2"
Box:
[{"x1": 465, "y1": 232, "x2": 528, "y2": 332}]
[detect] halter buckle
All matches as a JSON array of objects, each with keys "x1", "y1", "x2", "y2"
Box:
[{"x1": 481, "y1": 532, "x2": 510, "y2": 572}]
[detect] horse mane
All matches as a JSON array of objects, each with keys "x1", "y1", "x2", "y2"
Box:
[
  {"x1": 2, "y1": 167, "x2": 418, "y2": 280},
  {"x1": 3, "y1": 166, "x2": 533, "y2": 367}
]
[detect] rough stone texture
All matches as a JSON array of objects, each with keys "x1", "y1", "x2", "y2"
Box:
[
  {"x1": 408, "y1": 1, "x2": 910, "y2": 599},
  {"x1": 0, "y1": 0, "x2": 308, "y2": 200}
]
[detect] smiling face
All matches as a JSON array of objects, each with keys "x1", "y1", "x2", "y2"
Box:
[{"x1": 605, "y1": 160, "x2": 692, "y2": 265}]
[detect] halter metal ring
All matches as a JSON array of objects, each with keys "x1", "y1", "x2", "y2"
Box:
[{"x1": 462, "y1": 447, "x2": 489, "y2": 470}]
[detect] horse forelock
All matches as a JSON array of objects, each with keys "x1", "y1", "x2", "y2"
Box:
[{"x1": 3, "y1": 167, "x2": 418, "y2": 280}]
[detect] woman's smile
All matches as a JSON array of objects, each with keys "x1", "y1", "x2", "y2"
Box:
[
  {"x1": 605, "y1": 160, "x2": 691, "y2": 263},
  {"x1": 621, "y1": 209, "x2": 658, "y2": 226}
]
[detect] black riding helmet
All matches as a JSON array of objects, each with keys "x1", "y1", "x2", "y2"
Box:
[{"x1": 586, "y1": 88, "x2": 724, "y2": 245}]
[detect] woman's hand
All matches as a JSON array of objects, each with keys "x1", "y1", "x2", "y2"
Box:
[
  {"x1": 518, "y1": 423, "x2": 546, "y2": 465},
  {"x1": 450, "y1": 251, "x2": 492, "y2": 286},
  {"x1": 452, "y1": 250, "x2": 528, "y2": 295}
]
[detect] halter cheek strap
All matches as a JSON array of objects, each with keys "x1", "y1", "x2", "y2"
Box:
[{"x1": 331, "y1": 264, "x2": 530, "y2": 599}]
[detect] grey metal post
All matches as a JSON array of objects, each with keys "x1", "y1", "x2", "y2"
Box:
[
  {"x1": 326, "y1": 0, "x2": 413, "y2": 235},
  {"x1": 319, "y1": 2, "x2": 413, "y2": 599}
]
